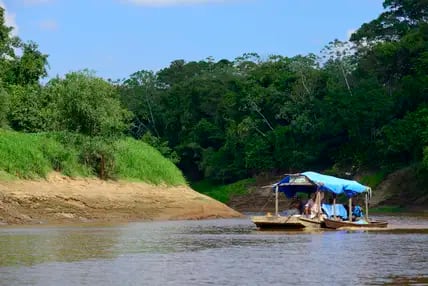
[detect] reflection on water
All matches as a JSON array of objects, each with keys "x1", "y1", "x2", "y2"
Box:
[
  {"x1": 0, "y1": 227, "x2": 120, "y2": 267},
  {"x1": 0, "y1": 215, "x2": 427, "y2": 286}
]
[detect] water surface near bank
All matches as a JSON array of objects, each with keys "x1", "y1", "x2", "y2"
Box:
[{"x1": 0, "y1": 215, "x2": 427, "y2": 286}]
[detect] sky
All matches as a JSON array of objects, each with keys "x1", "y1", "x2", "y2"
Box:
[{"x1": 2, "y1": 0, "x2": 385, "y2": 81}]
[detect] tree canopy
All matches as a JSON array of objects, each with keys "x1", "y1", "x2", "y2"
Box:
[{"x1": 0, "y1": 1, "x2": 427, "y2": 182}]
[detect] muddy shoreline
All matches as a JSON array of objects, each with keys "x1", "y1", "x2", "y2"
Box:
[{"x1": 0, "y1": 173, "x2": 242, "y2": 226}]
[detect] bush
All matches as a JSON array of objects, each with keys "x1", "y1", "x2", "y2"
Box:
[
  {"x1": 0, "y1": 130, "x2": 186, "y2": 185},
  {"x1": 0, "y1": 130, "x2": 86, "y2": 178},
  {"x1": 115, "y1": 138, "x2": 186, "y2": 185}
]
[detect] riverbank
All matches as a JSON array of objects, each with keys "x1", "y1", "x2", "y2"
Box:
[{"x1": 0, "y1": 173, "x2": 242, "y2": 225}]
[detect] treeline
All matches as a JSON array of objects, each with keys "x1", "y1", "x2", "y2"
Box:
[
  {"x1": 0, "y1": 0, "x2": 427, "y2": 184},
  {"x1": 119, "y1": 0, "x2": 428, "y2": 182},
  {"x1": 0, "y1": 8, "x2": 184, "y2": 183}
]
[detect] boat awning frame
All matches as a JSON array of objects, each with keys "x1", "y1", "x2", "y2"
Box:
[{"x1": 273, "y1": 171, "x2": 370, "y2": 198}]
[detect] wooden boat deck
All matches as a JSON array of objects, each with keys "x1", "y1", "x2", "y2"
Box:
[
  {"x1": 251, "y1": 215, "x2": 322, "y2": 230},
  {"x1": 324, "y1": 218, "x2": 388, "y2": 229},
  {"x1": 252, "y1": 215, "x2": 305, "y2": 230}
]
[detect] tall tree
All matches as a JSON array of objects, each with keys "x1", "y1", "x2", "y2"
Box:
[{"x1": 47, "y1": 71, "x2": 131, "y2": 136}]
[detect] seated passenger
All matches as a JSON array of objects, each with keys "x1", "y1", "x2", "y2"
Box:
[
  {"x1": 304, "y1": 194, "x2": 315, "y2": 215},
  {"x1": 352, "y1": 205, "x2": 364, "y2": 221},
  {"x1": 304, "y1": 194, "x2": 319, "y2": 218}
]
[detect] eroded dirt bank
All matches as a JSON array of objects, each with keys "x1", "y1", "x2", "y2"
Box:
[{"x1": 0, "y1": 173, "x2": 242, "y2": 225}]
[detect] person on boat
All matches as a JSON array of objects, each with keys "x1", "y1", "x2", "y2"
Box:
[
  {"x1": 352, "y1": 204, "x2": 364, "y2": 220},
  {"x1": 304, "y1": 193, "x2": 320, "y2": 218},
  {"x1": 304, "y1": 194, "x2": 315, "y2": 216}
]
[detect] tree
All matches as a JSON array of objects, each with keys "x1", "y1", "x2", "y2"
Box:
[
  {"x1": 9, "y1": 41, "x2": 48, "y2": 85},
  {"x1": 46, "y1": 71, "x2": 131, "y2": 136},
  {"x1": 7, "y1": 84, "x2": 50, "y2": 132},
  {"x1": 0, "y1": 9, "x2": 48, "y2": 85},
  {"x1": 351, "y1": 0, "x2": 428, "y2": 43},
  {"x1": 120, "y1": 70, "x2": 162, "y2": 138}
]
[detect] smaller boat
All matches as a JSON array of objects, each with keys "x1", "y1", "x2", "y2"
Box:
[
  {"x1": 323, "y1": 218, "x2": 388, "y2": 229},
  {"x1": 252, "y1": 214, "x2": 306, "y2": 230}
]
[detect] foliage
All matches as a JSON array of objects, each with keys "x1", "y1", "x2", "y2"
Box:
[
  {"x1": 0, "y1": 130, "x2": 186, "y2": 185},
  {"x1": 359, "y1": 172, "x2": 386, "y2": 189},
  {"x1": 191, "y1": 178, "x2": 255, "y2": 203},
  {"x1": 112, "y1": 3, "x2": 428, "y2": 182},
  {"x1": 114, "y1": 138, "x2": 187, "y2": 185},
  {"x1": 46, "y1": 71, "x2": 132, "y2": 136},
  {"x1": 424, "y1": 147, "x2": 428, "y2": 170},
  {"x1": 0, "y1": 86, "x2": 9, "y2": 128},
  {"x1": 0, "y1": 0, "x2": 427, "y2": 195},
  {"x1": 0, "y1": 130, "x2": 89, "y2": 179},
  {"x1": 141, "y1": 132, "x2": 180, "y2": 164},
  {"x1": 0, "y1": 9, "x2": 47, "y2": 86},
  {"x1": 370, "y1": 205, "x2": 404, "y2": 213},
  {"x1": 7, "y1": 85, "x2": 50, "y2": 132},
  {"x1": 75, "y1": 136, "x2": 117, "y2": 180},
  {"x1": 378, "y1": 107, "x2": 428, "y2": 168}
]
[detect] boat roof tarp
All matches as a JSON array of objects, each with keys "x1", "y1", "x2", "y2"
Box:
[{"x1": 275, "y1": 171, "x2": 369, "y2": 198}]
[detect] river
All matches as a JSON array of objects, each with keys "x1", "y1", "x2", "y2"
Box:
[{"x1": 0, "y1": 215, "x2": 427, "y2": 286}]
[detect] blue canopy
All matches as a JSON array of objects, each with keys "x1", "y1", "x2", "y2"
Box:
[{"x1": 275, "y1": 171, "x2": 369, "y2": 198}]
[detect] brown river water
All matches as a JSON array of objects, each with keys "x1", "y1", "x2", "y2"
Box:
[{"x1": 0, "y1": 214, "x2": 427, "y2": 286}]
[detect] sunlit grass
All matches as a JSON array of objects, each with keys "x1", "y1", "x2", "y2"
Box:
[
  {"x1": 0, "y1": 130, "x2": 187, "y2": 186},
  {"x1": 192, "y1": 178, "x2": 255, "y2": 203},
  {"x1": 0, "y1": 130, "x2": 88, "y2": 179},
  {"x1": 115, "y1": 138, "x2": 187, "y2": 186}
]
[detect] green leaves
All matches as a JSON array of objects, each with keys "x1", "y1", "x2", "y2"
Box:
[
  {"x1": 379, "y1": 107, "x2": 428, "y2": 167},
  {"x1": 47, "y1": 71, "x2": 132, "y2": 136},
  {"x1": 351, "y1": 0, "x2": 428, "y2": 43}
]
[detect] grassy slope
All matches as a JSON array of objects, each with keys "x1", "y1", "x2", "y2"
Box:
[
  {"x1": 115, "y1": 138, "x2": 186, "y2": 185},
  {"x1": 0, "y1": 130, "x2": 186, "y2": 186},
  {"x1": 191, "y1": 178, "x2": 255, "y2": 203}
]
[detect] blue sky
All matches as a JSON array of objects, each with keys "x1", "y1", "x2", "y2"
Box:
[{"x1": 2, "y1": 0, "x2": 384, "y2": 81}]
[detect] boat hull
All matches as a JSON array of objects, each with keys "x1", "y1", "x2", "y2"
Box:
[
  {"x1": 324, "y1": 218, "x2": 388, "y2": 229},
  {"x1": 298, "y1": 217, "x2": 323, "y2": 228},
  {"x1": 252, "y1": 215, "x2": 322, "y2": 230}
]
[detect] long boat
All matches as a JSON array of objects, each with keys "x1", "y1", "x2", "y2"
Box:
[
  {"x1": 251, "y1": 171, "x2": 387, "y2": 230},
  {"x1": 251, "y1": 214, "x2": 322, "y2": 230},
  {"x1": 323, "y1": 218, "x2": 388, "y2": 229}
]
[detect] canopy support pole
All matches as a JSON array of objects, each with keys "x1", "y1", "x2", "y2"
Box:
[
  {"x1": 333, "y1": 196, "x2": 336, "y2": 220},
  {"x1": 348, "y1": 197, "x2": 352, "y2": 222},
  {"x1": 275, "y1": 185, "x2": 279, "y2": 216},
  {"x1": 365, "y1": 193, "x2": 369, "y2": 221}
]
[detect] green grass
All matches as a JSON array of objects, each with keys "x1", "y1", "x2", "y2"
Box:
[
  {"x1": 0, "y1": 130, "x2": 187, "y2": 186},
  {"x1": 360, "y1": 171, "x2": 386, "y2": 188},
  {"x1": 370, "y1": 205, "x2": 404, "y2": 213},
  {"x1": 192, "y1": 178, "x2": 255, "y2": 203},
  {"x1": 114, "y1": 138, "x2": 187, "y2": 186},
  {"x1": 0, "y1": 130, "x2": 88, "y2": 179}
]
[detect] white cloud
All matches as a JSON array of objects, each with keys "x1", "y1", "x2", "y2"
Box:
[
  {"x1": 39, "y1": 19, "x2": 58, "y2": 31},
  {"x1": 121, "y1": 0, "x2": 227, "y2": 7},
  {"x1": 0, "y1": 0, "x2": 18, "y2": 35}
]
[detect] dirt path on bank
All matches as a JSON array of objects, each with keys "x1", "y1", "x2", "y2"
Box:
[{"x1": 0, "y1": 173, "x2": 242, "y2": 225}]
